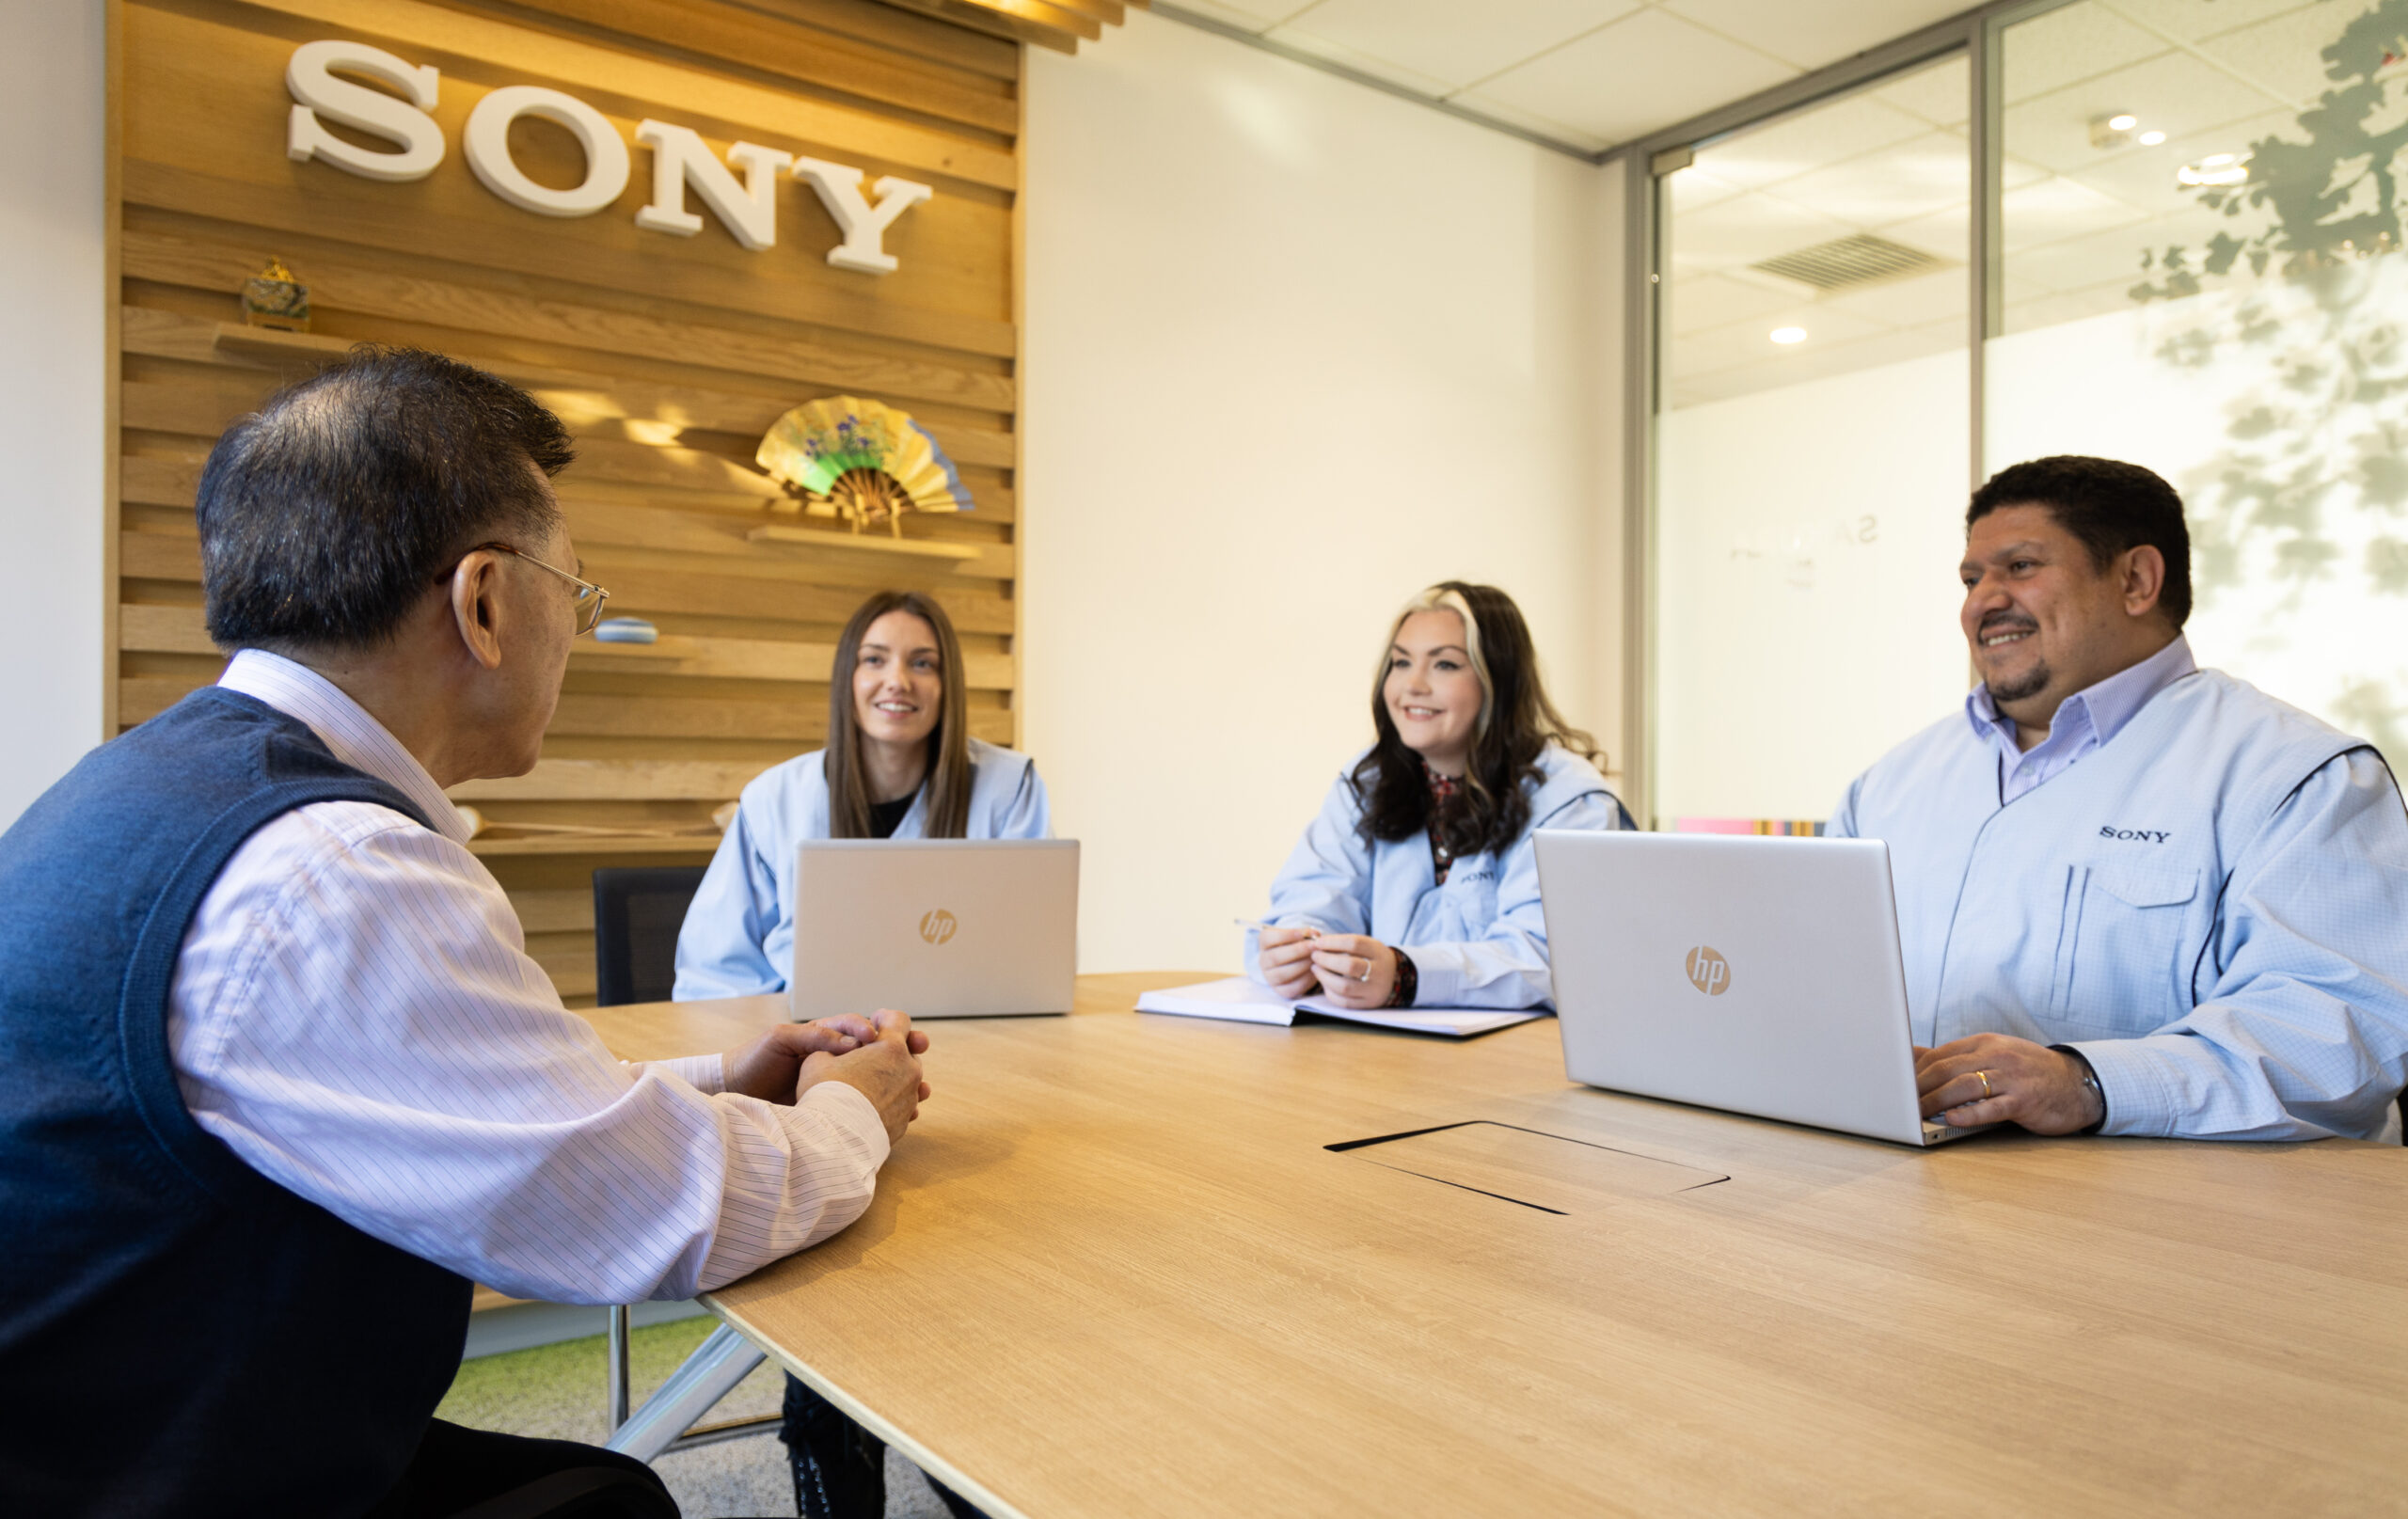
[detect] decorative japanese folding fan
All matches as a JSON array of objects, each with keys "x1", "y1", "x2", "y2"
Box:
[{"x1": 754, "y1": 397, "x2": 974, "y2": 535}]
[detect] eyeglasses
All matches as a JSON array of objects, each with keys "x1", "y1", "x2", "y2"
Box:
[{"x1": 447, "y1": 542, "x2": 611, "y2": 636}]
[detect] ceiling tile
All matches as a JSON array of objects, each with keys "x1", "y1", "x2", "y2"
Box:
[
  {"x1": 2099, "y1": 0, "x2": 2331, "y2": 48},
  {"x1": 1268, "y1": 0, "x2": 1640, "y2": 94},
  {"x1": 1265, "y1": 25, "x2": 1458, "y2": 96},
  {"x1": 2001, "y1": 174, "x2": 2153, "y2": 253},
  {"x1": 2194, "y1": 5, "x2": 2373, "y2": 108},
  {"x1": 2000, "y1": 3, "x2": 2167, "y2": 105},
  {"x1": 1667, "y1": 189, "x2": 1860, "y2": 272},
  {"x1": 1694, "y1": 91, "x2": 1934, "y2": 193},
  {"x1": 1466, "y1": 8, "x2": 1798, "y2": 147},
  {"x1": 2001, "y1": 51, "x2": 2283, "y2": 176},
  {"x1": 1659, "y1": 0, "x2": 1972, "y2": 72},
  {"x1": 1667, "y1": 163, "x2": 1750, "y2": 214},
  {"x1": 1872, "y1": 201, "x2": 1969, "y2": 261},
  {"x1": 1753, "y1": 130, "x2": 1970, "y2": 232},
  {"x1": 1870, "y1": 52, "x2": 1970, "y2": 129}
]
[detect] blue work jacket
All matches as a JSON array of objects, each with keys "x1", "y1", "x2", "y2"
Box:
[
  {"x1": 1245, "y1": 745, "x2": 1624, "y2": 1010},
  {"x1": 673, "y1": 737, "x2": 1051, "y2": 999},
  {"x1": 1831, "y1": 668, "x2": 2408, "y2": 1140}
]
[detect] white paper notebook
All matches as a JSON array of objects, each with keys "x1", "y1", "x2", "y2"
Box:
[{"x1": 1133, "y1": 976, "x2": 1543, "y2": 1038}]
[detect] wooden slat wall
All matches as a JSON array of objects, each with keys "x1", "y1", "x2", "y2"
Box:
[{"x1": 116, "y1": 0, "x2": 1022, "y2": 1002}]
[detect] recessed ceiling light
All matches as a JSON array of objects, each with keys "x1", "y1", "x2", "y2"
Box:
[
  {"x1": 2178, "y1": 152, "x2": 2250, "y2": 187},
  {"x1": 1769, "y1": 326, "x2": 1807, "y2": 345},
  {"x1": 2138, "y1": 130, "x2": 2166, "y2": 146},
  {"x1": 2089, "y1": 112, "x2": 2139, "y2": 148}
]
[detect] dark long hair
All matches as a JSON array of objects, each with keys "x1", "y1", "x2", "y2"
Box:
[
  {"x1": 824, "y1": 591, "x2": 972, "y2": 839},
  {"x1": 1350, "y1": 582, "x2": 1600, "y2": 859}
]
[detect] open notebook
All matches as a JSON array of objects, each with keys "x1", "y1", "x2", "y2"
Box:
[{"x1": 1133, "y1": 976, "x2": 1544, "y2": 1038}]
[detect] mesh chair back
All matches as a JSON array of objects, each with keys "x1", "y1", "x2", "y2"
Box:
[{"x1": 592, "y1": 866, "x2": 709, "y2": 1007}]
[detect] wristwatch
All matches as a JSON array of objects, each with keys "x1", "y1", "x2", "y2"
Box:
[
  {"x1": 2051, "y1": 1044, "x2": 2108, "y2": 1134},
  {"x1": 1384, "y1": 949, "x2": 1418, "y2": 1009}
]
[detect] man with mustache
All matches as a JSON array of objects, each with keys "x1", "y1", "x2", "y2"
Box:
[{"x1": 1829, "y1": 455, "x2": 2408, "y2": 1140}]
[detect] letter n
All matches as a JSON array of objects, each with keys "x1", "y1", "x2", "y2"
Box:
[{"x1": 635, "y1": 121, "x2": 791, "y2": 252}]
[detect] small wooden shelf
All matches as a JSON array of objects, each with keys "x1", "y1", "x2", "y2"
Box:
[
  {"x1": 745, "y1": 523, "x2": 982, "y2": 561},
  {"x1": 212, "y1": 322, "x2": 352, "y2": 366}
]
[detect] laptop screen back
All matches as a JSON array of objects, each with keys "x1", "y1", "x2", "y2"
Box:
[{"x1": 790, "y1": 839, "x2": 1078, "y2": 1020}]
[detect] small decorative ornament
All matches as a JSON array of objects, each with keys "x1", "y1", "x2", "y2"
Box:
[
  {"x1": 755, "y1": 396, "x2": 974, "y2": 536},
  {"x1": 240, "y1": 258, "x2": 311, "y2": 331},
  {"x1": 594, "y1": 616, "x2": 659, "y2": 644}
]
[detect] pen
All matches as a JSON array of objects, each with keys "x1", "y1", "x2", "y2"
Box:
[{"x1": 1232, "y1": 917, "x2": 1320, "y2": 937}]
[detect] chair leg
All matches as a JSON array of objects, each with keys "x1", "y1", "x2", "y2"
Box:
[
  {"x1": 605, "y1": 1322, "x2": 768, "y2": 1464},
  {"x1": 607, "y1": 1305, "x2": 632, "y2": 1432}
]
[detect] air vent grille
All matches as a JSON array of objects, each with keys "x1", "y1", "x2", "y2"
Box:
[{"x1": 1751, "y1": 233, "x2": 1945, "y2": 292}]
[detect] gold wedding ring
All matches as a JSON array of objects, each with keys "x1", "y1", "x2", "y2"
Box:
[{"x1": 1976, "y1": 1069, "x2": 1994, "y2": 1100}]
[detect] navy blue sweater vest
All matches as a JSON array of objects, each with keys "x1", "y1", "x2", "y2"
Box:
[{"x1": 0, "y1": 688, "x2": 472, "y2": 1516}]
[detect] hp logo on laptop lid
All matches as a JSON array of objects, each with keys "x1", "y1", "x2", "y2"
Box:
[
  {"x1": 1684, "y1": 945, "x2": 1731, "y2": 996},
  {"x1": 920, "y1": 909, "x2": 958, "y2": 945}
]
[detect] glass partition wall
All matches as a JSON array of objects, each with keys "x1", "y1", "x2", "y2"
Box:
[
  {"x1": 1654, "y1": 55, "x2": 1972, "y2": 828},
  {"x1": 1633, "y1": 0, "x2": 2408, "y2": 828}
]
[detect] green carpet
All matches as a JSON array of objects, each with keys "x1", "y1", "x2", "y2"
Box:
[
  {"x1": 438, "y1": 1316, "x2": 768, "y2": 1445},
  {"x1": 434, "y1": 1318, "x2": 952, "y2": 1516}
]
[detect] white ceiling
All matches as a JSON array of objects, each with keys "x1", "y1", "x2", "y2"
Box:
[
  {"x1": 1153, "y1": 0, "x2": 2383, "y2": 409},
  {"x1": 1656, "y1": 0, "x2": 2372, "y2": 405},
  {"x1": 1158, "y1": 0, "x2": 1980, "y2": 152}
]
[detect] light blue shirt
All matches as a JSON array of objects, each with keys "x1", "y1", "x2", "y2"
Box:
[
  {"x1": 673, "y1": 737, "x2": 1051, "y2": 1000},
  {"x1": 1971, "y1": 636, "x2": 2197, "y2": 803},
  {"x1": 1244, "y1": 746, "x2": 1625, "y2": 1010},
  {"x1": 1833, "y1": 657, "x2": 2408, "y2": 1140}
]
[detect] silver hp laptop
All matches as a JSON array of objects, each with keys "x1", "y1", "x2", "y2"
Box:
[
  {"x1": 1534, "y1": 831, "x2": 1984, "y2": 1147},
  {"x1": 790, "y1": 840, "x2": 1078, "y2": 1020}
]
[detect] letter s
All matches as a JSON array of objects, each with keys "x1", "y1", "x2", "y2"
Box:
[
  {"x1": 2099, "y1": 826, "x2": 2115, "y2": 838},
  {"x1": 286, "y1": 40, "x2": 442, "y2": 183}
]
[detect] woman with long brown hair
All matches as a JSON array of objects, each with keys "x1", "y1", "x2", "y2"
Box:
[
  {"x1": 673, "y1": 588, "x2": 1050, "y2": 1000},
  {"x1": 674, "y1": 589, "x2": 1040, "y2": 1519},
  {"x1": 1248, "y1": 582, "x2": 1627, "y2": 1011}
]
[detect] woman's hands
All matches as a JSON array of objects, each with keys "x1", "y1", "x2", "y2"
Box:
[
  {"x1": 1257, "y1": 926, "x2": 1402, "y2": 1006},
  {"x1": 1308, "y1": 934, "x2": 1398, "y2": 1009},
  {"x1": 1255, "y1": 926, "x2": 1323, "y2": 999}
]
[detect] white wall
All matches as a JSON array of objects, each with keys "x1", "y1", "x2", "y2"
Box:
[
  {"x1": 0, "y1": 0, "x2": 108, "y2": 829},
  {"x1": 1022, "y1": 11, "x2": 1621, "y2": 974}
]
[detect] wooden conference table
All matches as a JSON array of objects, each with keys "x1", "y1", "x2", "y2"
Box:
[{"x1": 584, "y1": 973, "x2": 2407, "y2": 1518}]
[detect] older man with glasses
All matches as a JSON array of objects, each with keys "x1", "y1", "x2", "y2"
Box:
[{"x1": 0, "y1": 347, "x2": 934, "y2": 1518}]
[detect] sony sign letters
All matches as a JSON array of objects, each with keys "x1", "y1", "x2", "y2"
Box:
[{"x1": 284, "y1": 40, "x2": 931, "y2": 274}]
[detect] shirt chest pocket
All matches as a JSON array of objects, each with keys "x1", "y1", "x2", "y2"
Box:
[
  {"x1": 1409, "y1": 860, "x2": 1497, "y2": 942},
  {"x1": 2049, "y1": 862, "x2": 2202, "y2": 1035}
]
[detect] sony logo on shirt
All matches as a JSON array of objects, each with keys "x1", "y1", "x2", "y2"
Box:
[{"x1": 2098, "y1": 826, "x2": 2173, "y2": 844}]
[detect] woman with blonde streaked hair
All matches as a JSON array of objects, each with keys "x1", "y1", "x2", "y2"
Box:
[{"x1": 1247, "y1": 581, "x2": 1627, "y2": 1012}]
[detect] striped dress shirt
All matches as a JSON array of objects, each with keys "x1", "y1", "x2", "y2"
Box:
[{"x1": 164, "y1": 650, "x2": 889, "y2": 1305}]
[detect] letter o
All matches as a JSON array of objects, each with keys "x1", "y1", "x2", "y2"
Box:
[{"x1": 464, "y1": 85, "x2": 629, "y2": 217}]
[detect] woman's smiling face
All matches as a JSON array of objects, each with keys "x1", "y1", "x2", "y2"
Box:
[
  {"x1": 851, "y1": 609, "x2": 943, "y2": 749},
  {"x1": 1384, "y1": 609, "x2": 1481, "y2": 775}
]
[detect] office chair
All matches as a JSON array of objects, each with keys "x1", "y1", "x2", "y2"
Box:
[
  {"x1": 591, "y1": 866, "x2": 708, "y2": 1008},
  {"x1": 588, "y1": 864, "x2": 781, "y2": 1457}
]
